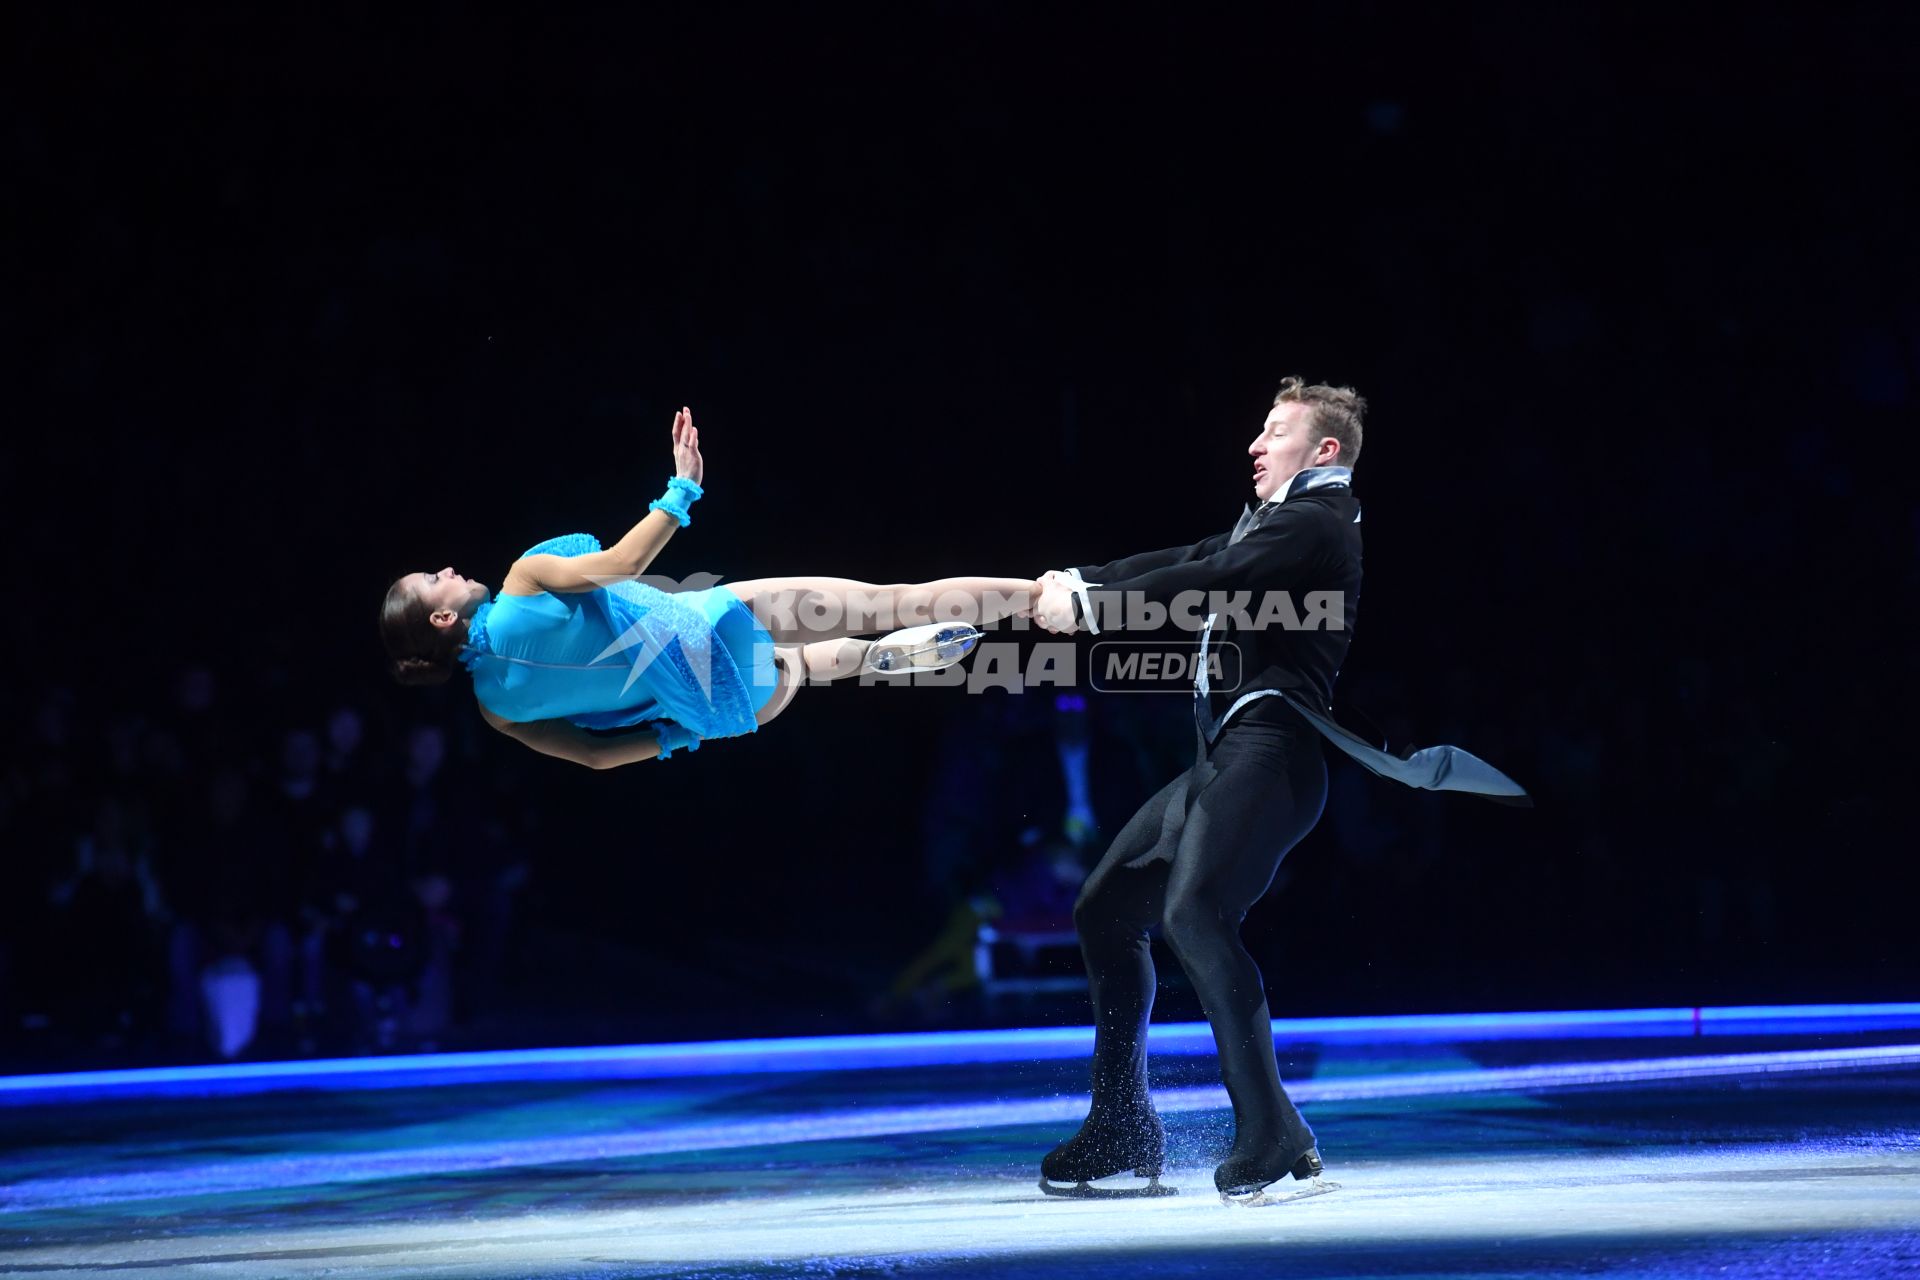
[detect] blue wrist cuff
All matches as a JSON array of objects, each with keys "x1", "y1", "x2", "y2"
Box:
[
  {"x1": 649, "y1": 476, "x2": 704, "y2": 528},
  {"x1": 651, "y1": 720, "x2": 702, "y2": 760}
]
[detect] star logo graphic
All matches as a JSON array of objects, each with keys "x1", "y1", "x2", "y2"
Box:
[{"x1": 582, "y1": 572, "x2": 729, "y2": 700}]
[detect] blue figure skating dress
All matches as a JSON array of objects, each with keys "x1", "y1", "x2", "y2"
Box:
[{"x1": 457, "y1": 533, "x2": 779, "y2": 752}]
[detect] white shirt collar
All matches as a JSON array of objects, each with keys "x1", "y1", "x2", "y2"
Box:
[{"x1": 1265, "y1": 465, "x2": 1353, "y2": 506}]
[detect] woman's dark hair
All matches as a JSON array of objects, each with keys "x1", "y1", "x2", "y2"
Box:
[{"x1": 380, "y1": 575, "x2": 467, "y2": 687}]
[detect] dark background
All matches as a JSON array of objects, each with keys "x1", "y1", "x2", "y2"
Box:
[{"x1": 5, "y1": 6, "x2": 1914, "y2": 1069}]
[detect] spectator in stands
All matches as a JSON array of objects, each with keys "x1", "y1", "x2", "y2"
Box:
[
  {"x1": 52, "y1": 796, "x2": 165, "y2": 1045},
  {"x1": 167, "y1": 766, "x2": 297, "y2": 1059}
]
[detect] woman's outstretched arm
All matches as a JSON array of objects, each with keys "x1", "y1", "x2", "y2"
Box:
[
  {"x1": 502, "y1": 407, "x2": 706, "y2": 595},
  {"x1": 480, "y1": 706, "x2": 664, "y2": 769}
]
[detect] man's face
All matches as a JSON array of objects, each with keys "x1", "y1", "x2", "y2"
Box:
[
  {"x1": 1248, "y1": 401, "x2": 1334, "y2": 501},
  {"x1": 414, "y1": 567, "x2": 489, "y2": 628}
]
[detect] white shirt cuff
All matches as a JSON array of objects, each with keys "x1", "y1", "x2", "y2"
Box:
[{"x1": 1056, "y1": 567, "x2": 1101, "y2": 636}]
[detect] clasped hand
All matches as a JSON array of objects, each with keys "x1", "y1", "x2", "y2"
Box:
[{"x1": 1032, "y1": 569, "x2": 1082, "y2": 634}]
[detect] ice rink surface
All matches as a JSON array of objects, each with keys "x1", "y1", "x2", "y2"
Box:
[{"x1": 3, "y1": 1035, "x2": 1917, "y2": 1278}]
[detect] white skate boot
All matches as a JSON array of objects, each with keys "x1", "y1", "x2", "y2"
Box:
[{"x1": 863, "y1": 622, "x2": 983, "y2": 675}]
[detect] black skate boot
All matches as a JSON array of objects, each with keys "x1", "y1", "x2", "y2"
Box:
[
  {"x1": 1214, "y1": 1143, "x2": 1339, "y2": 1206},
  {"x1": 1039, "y1": 1103, "x2": 1175, "y2": 1199}
]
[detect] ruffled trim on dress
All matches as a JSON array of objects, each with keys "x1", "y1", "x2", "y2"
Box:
[
  {"x1": 458, "y1": 600, "x2": 495, "y2": 674},
  {"x1": 568, "y1": 580, "x2": 760, "y2": 741},
  {"x1": 521, "y1": 532, "x2": 604, "y2": 560}
]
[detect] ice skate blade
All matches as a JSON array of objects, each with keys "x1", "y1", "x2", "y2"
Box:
[
  {"x1": 865, "y1": 624, "x2": 982, "y2": 675},
  {"x1": 1040, "y1": 1174, "x2": 1177, "y2": 1200},
  {"x1": 1219, "y1": 1176, "x2": 1341, "y2": 1207}
]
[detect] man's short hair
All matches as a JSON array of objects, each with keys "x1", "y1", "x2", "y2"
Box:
[{"x1": 1275, "y1": 376, "x2": 1365, "y2": 470}]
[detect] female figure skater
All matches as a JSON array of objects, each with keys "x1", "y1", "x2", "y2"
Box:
[{"x1": 379, "y1": 408, "x2": 1038, "y2": 768}]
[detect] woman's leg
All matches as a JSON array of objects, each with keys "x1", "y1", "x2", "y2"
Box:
[
  {"x1": 795, "y1": 637, "x2": 873, "y2": 682},
  {"x1": 752, "y1": 640, "x2": 877, "y2": 728},
  {"x1": 725, "y1": 576, "x2": 1035, "y2": 647}
]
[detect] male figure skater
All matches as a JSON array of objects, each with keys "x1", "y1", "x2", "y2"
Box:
[{"x1": 1031, "y1": 377, "x2": 1525, "y2": 1206}]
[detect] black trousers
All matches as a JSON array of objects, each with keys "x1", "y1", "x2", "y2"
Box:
[{"x1": 1072, "y1": 705, "x2": 1328, "y2": 1160}]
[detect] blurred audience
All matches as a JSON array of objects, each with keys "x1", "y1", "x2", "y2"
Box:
[
  {"x1": 0, "y1": 666, "x2": 526, "y2": 1067},
  {"x1": 877, "y1": 692, "x2": 1175, "y2": 1020}
]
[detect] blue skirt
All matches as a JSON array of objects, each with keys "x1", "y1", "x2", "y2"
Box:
[{"x1": 569, "y1": 583, "x2": 780, "y2": 738}]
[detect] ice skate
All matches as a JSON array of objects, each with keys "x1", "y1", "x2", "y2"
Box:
[
  {"x1": 864, "y1": 622, "x2": 982, "y2": 675},
  {"x1": 1215, "y1": 1143, "x2": 1339, "y2": 1206},
  {"x1": 1039, "y1": 1104, "x2": 1175, "y2": 1199},
  {"x1": 1039, "y1": 1169, "x2": 1176, "y2": 1199}
]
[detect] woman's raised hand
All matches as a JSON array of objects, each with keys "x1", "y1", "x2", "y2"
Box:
[{"x1": 671, "y1": 406, "x2": 704, "y2": 486}]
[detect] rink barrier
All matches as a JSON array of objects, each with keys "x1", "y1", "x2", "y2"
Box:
[{"x1": 3, "y1": 1001, "x2": 1918, "y2": 1103}]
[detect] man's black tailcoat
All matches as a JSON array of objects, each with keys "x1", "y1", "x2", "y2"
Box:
[
  {"x1": 1074, "y1": 484, "x2": 1528, "y2": 800},
  {"x1": 1078, "y1": 485, "x2": 1362, "y2": 735}
]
